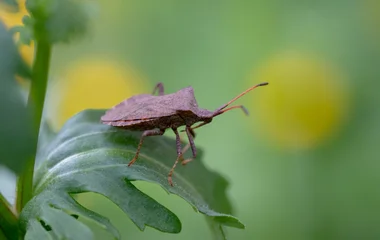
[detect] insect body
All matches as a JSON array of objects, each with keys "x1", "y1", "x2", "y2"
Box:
[{"x1": 101, "y1": 82, "x2": 268, "y2": 186}]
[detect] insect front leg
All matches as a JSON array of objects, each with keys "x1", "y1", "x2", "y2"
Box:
[
  {"x1": 185, "y1": 126, "x2": 196, "y2": 158},
  {"x1": 152, "y1": 82, "x2": 165, "y2": 96},
  {"x1": 179, "y1": 127, "x2": 194, "y2": 158},
  {"x1": 180, "y1": 126, "x2": 197, "y2": 166},
  {"x1": 128, "y1": 129, "x2": 165, "y2": 167},
  {"x1": 168, "y1": 128, "x2": 183, "y2": 186},
  {"x1": 189, "y1": 120, "x2": 211, "y2": 131}
]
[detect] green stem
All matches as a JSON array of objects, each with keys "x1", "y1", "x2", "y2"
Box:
[
  {"x1": 16, "y1": 39, "x2": 51, "y2": 213},
  {"x1": 0, "y1": 194, "x2": 19, "y2": 240}
]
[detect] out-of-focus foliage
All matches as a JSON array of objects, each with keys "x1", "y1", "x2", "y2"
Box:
[
  {"x1": 25, "y1": 0, "x2": 94, "y2": 43},
  {"x1": 48, "y1": 58, "x2": 147, "y2": 129},
  {"x1": 0, "y1": 21, "x2": 34, "y2": 174},
  {"x1": 0, "y1": 0, "x2": 34, "y2": 66},
  {"x1": 0, "y1": 0, "x2": 18, "y2": 9},
  {"x1": 21, "y1": 110, "x2": 242, "y2": 239}
]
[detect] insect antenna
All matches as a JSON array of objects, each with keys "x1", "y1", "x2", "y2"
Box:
[
  {"x1": 213, "y1": 105, "x2": 249, "y2": 117},
  {"x1": 213, "y1": 82, "x2": 268, "y2": 116}
]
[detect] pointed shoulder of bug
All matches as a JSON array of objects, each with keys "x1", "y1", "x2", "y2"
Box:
[{"x1": 171, "y1": 86, "x2": 200, "y2": 111}]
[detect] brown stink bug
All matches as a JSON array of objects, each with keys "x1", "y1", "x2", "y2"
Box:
[{"x1": 101, "y1": 82, "x2": 268, "y2": 186}]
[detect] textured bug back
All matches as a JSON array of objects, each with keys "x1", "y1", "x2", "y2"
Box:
[
  {"x1": 101, "y1": 94, "x2": 154, "y2": 122},
  {"x1": 101, "y1": 86, "x2": 200, "y2": 123}
]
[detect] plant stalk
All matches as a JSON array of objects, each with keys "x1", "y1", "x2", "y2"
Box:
[
  {"x1": 0, "y1": 194, "x2": 19, "y2": 240},
  {"x1": 16, "y1": 39, "x2": 51, "y2": 213}
]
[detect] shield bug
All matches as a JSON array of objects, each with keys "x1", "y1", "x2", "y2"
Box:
[{"x1": 101, "y1": 82, "x2": 268, "y2": 186}]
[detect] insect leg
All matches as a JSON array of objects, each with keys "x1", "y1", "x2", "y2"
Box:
[
  {"x1": 180, "y1": 132, "x2": 191, "y2": 155},
  {"x1": 181, "y1": 143, "x2": 191, "y2": 156},
  {"x1": 128, "y1": 129, "x2": 165, "y2": 166},
  {"x1": 168, "y1": 128, "x2": 182, "y2": 186},
  {"x1": 185, "y1": 125, "x2": 197, "y2": 158},
  {"x1": 180, "y1": 121, "x2": 211, "y2": 133},
  {"x1": 152, "y1": 82, "x2": 165, "y2": 96},
  {"x1": 179, "y1": 128, "x2": 195, "y2": 164},
  {"x1": 189, "y1": 121, "x2": 211, "y2": 131}
]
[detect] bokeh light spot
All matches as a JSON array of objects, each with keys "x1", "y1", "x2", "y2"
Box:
[
  {"x1": 250, "y1": 51, "x2": 350, "y2": 150},
  {"x1": 49, "y1": 58, "x2": 147, "y2": 129}
]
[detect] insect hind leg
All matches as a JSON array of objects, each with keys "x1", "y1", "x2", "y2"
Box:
[
  {"x1": 128, "y1": 129, "x2": 165, "y2": 166},
  {"x1": 152, "y1": 82, "x2": 165, "y2": 96},
  {"x1": 168, "y1": 128, "x2": 184, "y2": 186}
]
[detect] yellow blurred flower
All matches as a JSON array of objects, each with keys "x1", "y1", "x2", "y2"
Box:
[
  {"x1": 250, "y1": 51, "x2": 350, "y2": 150},
  {"x1": 0, "y1": 0, "x2": 34, "y2": 66},
  {"x1": 48, "y1": 57, "x2": 148, "y2": 129},
  {"x1": 0, "y1": 1, "x2": 25, "y2": 26}
]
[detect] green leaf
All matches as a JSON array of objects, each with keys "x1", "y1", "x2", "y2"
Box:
[
  {"x1": 25, "y1": 220, "x2": 53, "y2": 240},
  {"x1": 36, "y1": 119, "x2": 56, "y2": 165},
  {"x1": 0, "y1": 20, "x2": 35, "y2": 174},
  {"x1": 20, "y1": 109, "x2": 244, "y2": 239}
]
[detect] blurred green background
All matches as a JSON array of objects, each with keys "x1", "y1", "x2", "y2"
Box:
[{"x1": 1, "y1": 0, "x2": 380, "y2": 239}]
